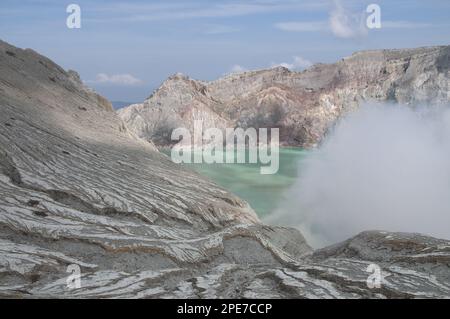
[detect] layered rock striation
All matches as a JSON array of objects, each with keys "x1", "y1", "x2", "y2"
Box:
[{"x1": 0, "y1": 40, "x2": 449, "y2": 298}]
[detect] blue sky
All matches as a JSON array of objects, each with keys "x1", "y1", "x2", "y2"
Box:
[{"x1": 1, "y1": 0, "x2": 449, "y2": 101}]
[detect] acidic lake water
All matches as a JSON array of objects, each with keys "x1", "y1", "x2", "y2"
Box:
[{"x1": 168, "y1": 148, "x2": 307, "y2": 217}]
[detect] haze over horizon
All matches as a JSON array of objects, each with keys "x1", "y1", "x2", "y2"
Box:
[{"x1": 1, "y1": 0, "x2": 449, "y2": 101}]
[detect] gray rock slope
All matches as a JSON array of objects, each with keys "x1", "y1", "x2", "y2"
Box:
[
  {"x1": 119, "y1": 46, "x2": 450, "y2": 147},
  {"x1": 0, "y1": 40, "x2": 449, "y2": 298}
]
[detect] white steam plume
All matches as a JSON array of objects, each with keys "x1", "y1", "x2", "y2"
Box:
[{"x1": 265, "y1": 103, "x2": 450, "y2": 248}]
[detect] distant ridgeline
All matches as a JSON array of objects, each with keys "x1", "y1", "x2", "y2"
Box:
[{"x1": 118, "y1": 46, "x2": 450, "y2": 148}]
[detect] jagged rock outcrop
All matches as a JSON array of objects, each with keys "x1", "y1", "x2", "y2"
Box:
[
  {"x1": 118, "y1": 73, "x2": 231, "y2": 147},
  {"x1": 119, "y1": 46, "x2": 450, "y2": 147},
  {"x1": 0, "y1": 40, "x2": 449, "y2": 298}
]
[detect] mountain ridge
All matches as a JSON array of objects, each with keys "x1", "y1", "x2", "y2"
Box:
[{"x1": 119, "y1": 45, "x2": 450, "y2": 147}]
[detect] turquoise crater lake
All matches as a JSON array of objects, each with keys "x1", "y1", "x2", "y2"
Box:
[{"x1": 165, "y1": 148, "x2": 307, "y2": 217}]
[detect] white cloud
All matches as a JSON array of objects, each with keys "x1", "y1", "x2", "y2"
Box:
[
  {"x1": 227, "y1": 55, "x2": 313, "y2": 75},
  {"x1": 274, "y1": 21, "x2": 326, "y2": 32},
  {"x1": 274, "y1": 1, "x2": 368, "y2": 39},
  {"x1": 272, "y1": 56, "x2": 313, "y2": 71},
  {"x1": 276, "y1": 6, "x2": 436, "y2": 39},
  {"x1": 329, "y1": 0, "x2": 367, "y2": 39},
  {"x1": 228, "y1": 65, "x2": 248, "y2": 74},
  {"x1": 382, "y1": 21, "x2": 433, "y2": 29},
  {"x1": 90, "y1": 73, "x2": 143, "y2": 86},
  {"x1": 91, "y1": 1, "x2": 328, "y2": 22}
]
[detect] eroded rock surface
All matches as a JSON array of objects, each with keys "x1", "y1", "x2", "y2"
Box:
[
  {"x1": 0, "y1": 40, "x2": 449, "y2": 298},
  {"x1": 119, "y1": 46, "x2": 450, "y2": 147}
]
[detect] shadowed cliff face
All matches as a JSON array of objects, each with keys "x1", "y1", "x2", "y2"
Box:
[
  {"x1": 0, "y1": 40, "x2": 449, "y2": 298},
  {"x1": 119, "y1": 46, "x2": 450, "y2": 148}
]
